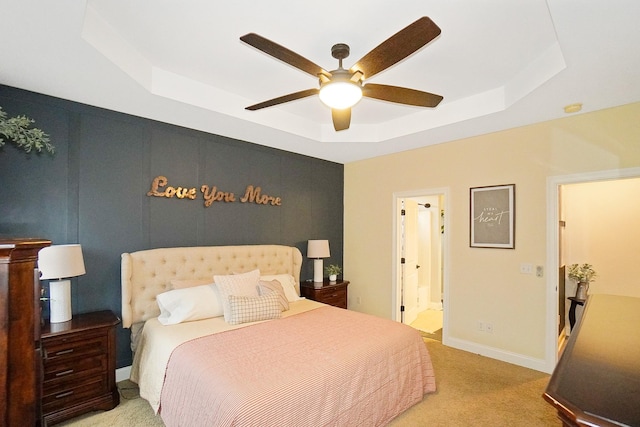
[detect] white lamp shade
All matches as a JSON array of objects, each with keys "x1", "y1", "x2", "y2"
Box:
[
  {"x1": 38, "y1": 244, "x2": 86, "y2": 280},
  {"x1": 307, "y1": 240, "x2": 330, "y2": 259}
]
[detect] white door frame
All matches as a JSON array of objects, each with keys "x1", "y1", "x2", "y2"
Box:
[
  {"x1": 392, "y1": 187, "x2": 450, "y2": 344},
  {"x1": 545, "y1": 166, "x2": 640, "y2": 373}
]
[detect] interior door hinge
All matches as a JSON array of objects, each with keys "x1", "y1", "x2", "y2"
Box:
[
  {"x1": 401, "y1": 209, "x2": 405, "y2": 216},
  {"x1": 400, "y1": 305, "x2": 405, "y2": 312},
  {"x1": 400, "y1": 257, "x2": 405, "y2": 264}
]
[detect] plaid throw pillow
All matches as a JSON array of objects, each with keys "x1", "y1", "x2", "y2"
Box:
[{"x1": 227, "y1": 292, "x2": 281, "y2": 325}]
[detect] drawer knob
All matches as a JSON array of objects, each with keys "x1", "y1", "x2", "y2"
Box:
[
  {"x1": 55, "y1": 391, "x2": 74, "y2": 399},
  {"x1": 56, "y1": 369, "x2": 74, "y2": 377}
]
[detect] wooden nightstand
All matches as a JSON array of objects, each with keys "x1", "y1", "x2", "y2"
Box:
[
  {"x1": 41, "y1": 310, "x2": 120, "y2": 426},
  {"x1": 301, "y1": 280, "x2": 349, "y2": 309}
]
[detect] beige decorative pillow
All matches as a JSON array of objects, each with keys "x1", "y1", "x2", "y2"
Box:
[
  {"x1": 227, "y1": 293, "x2": 281, "y2": 325},
  {"x1": 214, "y1": 269, "x2": 261, "y2": 322},
  {"x1": 260, "y1": 274, "x2": 301, "y2": 302},
  {"x1": 258, "y1": 280, "x2": 289, "y2": 311}
]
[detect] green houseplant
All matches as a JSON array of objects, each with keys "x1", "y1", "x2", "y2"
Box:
[
  {"x1": 325, "y1": 264, "x2": 342, "y2": 282},
  {"x1": 0, "y1": 106, "x2": 54, "y2": 154}
]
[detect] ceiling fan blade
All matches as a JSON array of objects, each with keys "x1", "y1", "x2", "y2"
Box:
[
  {"x1": 350, "y1": 17, "x2": 441, "y2": 80},
  {"x1": 241, "y1": 33, "x2": 329, "y2": 78},
  {"x1": 332, "y1": 108, "x2": 351, "y2": 131},
  {"x1": 362, "y1": 83, "x2": 443, "y2": 107},
  {"x1": 246, "y1": 88, "x2": 319, "y2": 110}
]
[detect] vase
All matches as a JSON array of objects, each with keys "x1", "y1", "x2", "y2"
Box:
[
  {"x1": 329, "y1": 274, "x2": 337, "y2": 282},
  {"x1": 575, "y1": 281, "x2": 589, "y2": 300}
]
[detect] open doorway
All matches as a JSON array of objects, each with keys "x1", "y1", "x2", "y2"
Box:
[
  {"x1": 393, "y1": 188, "x2": 449, "y2": 342},
  {"x1": 559, "y1": 176, "x2": 640, "y2": 333},
  {"x1": 545, "y1": 167, "x2": 640, "y2": 372}
]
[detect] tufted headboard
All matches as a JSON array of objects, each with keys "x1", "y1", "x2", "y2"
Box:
[{"x1": 121, "y1": 244, "x2": 303, "y2": 328}]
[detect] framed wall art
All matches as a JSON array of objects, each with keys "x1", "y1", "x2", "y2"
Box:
[{"x1": 470, "y1": 184, "x2": 515, "y2": 249}]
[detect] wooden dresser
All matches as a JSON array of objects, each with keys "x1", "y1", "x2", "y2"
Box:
[
  {"x1": 0, "y1": 238, "x2": 51, "y2": 427},
  {"x1": 41, "y1": 310, "x2": 120, "y2": 425},
  {"x1": 300, "y1": 280, "x2": 349, "y2": 308},
  {"x1": 544, "y1": 294, "x2": 640, "y2": 427}
]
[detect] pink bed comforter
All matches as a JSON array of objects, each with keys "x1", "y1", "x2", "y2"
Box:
[{"x1": 159, "y1": 306, "x2": 435, "y2": 426}]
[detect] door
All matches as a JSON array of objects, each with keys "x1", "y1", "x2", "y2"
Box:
[
  {"x1": 401, "y1": 199, "x2": 420, "y2": 324},
  {"x1": 558, "y1": 186, "x2": 566, "y2": 337}
]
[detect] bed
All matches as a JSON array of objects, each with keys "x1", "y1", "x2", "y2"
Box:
[{"x1": 121, "y1": 244, "x2": 435, "y2": 426}]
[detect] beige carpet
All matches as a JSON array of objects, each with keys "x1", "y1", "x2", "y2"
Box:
[
  {"x1": 389, "y1": 338, "x2": 559, "y2": 426},
  {"x1": 59, "y1": 339, "x2": 559, "y2": 426}
]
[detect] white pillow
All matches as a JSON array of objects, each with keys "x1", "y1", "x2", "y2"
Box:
[
  {"x1": 156, "y1": 284, "x2": 223, "y2": 325},
  {"x1": 170, "y1": 279, "x2": 212, "y2": 290},
  {"x1": 214, "y1": 269, "x2": 261, "y2": 322},
  {"x1": 226, "y1": 293, "x2": 281, "y2": 325},
  {"x1": 259, "y1": 274, "x2": 302, "y2": 302}
]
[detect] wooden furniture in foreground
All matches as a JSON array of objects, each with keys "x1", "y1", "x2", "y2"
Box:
[
  {"x1": 0, "y1": 238, "x2": 51, "y2": 427},
  {"x1": 300, "y1": 279, "x2": 349, "y2": 308},
  {"x1": 544, "y1": 294, "x2": 640, "y2": 427},
  {"x1": 41, "y1": 310, "x2": 120, "y2": 426}
]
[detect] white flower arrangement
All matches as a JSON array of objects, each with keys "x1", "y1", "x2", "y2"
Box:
[{"x1": 568, "y1": 263, "x2": 597, "y2": 283}]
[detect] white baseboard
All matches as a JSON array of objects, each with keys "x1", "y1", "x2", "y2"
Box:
[
  {"x1": 116, "y1": 365, "x2": 132, "y2": 383},
  {"x1": 445, "y1": 336, "x2": 550, "y2": 374}
]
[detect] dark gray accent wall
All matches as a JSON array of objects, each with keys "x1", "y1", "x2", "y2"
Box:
[{"x1": 0, "y1": 85, "x2": 344, "y2": 367}]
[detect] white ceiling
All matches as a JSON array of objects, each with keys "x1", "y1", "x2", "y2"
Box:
[{"x1": 2, "y1": 0, "x2": 639, "y2": 163}]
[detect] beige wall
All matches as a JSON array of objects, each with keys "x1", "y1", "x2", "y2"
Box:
[
  {"x1": 344, "y1": 102, "x2": 640, "y2": 370},
  {"x1": 563, "y1": 178, "x2": 640, "y2": 299}
]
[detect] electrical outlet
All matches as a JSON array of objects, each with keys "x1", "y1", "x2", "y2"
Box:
[
  {"x1": 486, "y1": 323, "x2": 494, "y2": 334},
  {"x1": 536, "y1": 265, "x2": 544, "y2": 277},
  {"x1": 356, "y1": 296, "x2": 362, "y2": 305},
  {"x1": 477, "y1": 321, "x2": 485, "y2": 332}
]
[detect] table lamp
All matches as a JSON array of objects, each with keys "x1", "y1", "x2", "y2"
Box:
[
  {"x1": 307, "y1": 240, "x2": 330, "y2": 285},
  {"x1": 38, "y1": 244, "x2": 86, "y2": 323}
]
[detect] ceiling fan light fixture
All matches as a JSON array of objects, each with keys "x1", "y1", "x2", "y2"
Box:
[
  {"x1": 241, "y1": 17, "x2": 443, "y2": 130},
  {"x1": 319, "y1": 80, "x2": 362, "y2": 110}
]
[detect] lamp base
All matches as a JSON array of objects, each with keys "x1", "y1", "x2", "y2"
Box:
[
  {"x1": 49, "y1": 279, "x2": 72, "y2": 323},
  {"x1": 313, "y1": 258, "x2": 324, "y2": 283}
]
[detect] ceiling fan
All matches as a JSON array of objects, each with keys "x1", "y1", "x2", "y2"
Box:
[{"x1": 240, "y1": 17, "x2": 444, "y2": 131}]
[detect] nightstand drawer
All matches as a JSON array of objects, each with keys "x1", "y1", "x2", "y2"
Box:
[
  {"x1": 42, "y1": 373, "x2": 108, "y2": 414},
  {"x1": 316, "y1": 287, "x2": 346, "y2": 305},
  {"x1": 43, "y1": 353, "x2": 107, "y2": 387},
  {"x1": 43, "y1": 331, "x2": 108, "y2": 362}
]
